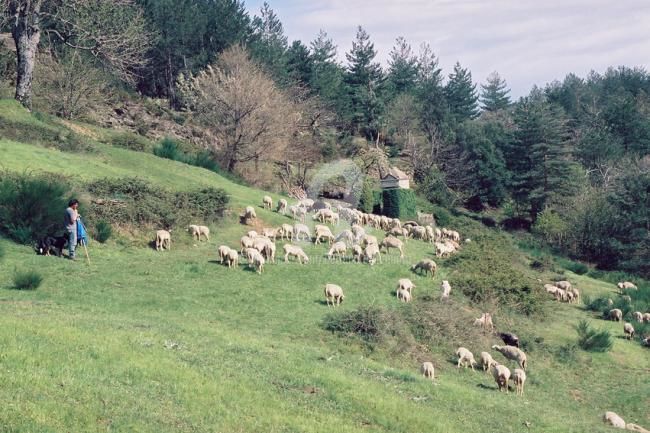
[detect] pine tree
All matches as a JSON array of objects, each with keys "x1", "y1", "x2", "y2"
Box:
[
  {"x1": 344, "y1": 26, "x2": 384, "y2": 140},
  {"x1": 309, "y1": 30, "x2": 345, "y2": 110},
  {"x1": 480, "y1": 71, "x2": 511, "y2": 112},
  {"x1": 414, "y1": 43, "x2": 449, "y2": 143},
  {"x1": 249, "y1": 2, "x2": 288, "y2": 82},
  {"x1": 285, "y1": 40, "x2": 313, "y2": 85},
  {"x1": 386, "y1": 37, "x2": 418, "y2": 99},
  {"x1": 445, "y1": 62, "x2": 479, "y2": 121}
]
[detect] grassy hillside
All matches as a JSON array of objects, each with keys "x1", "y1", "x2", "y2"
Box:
[{"x1": 0, "y1": 100, "x2": 648, "y2": 433}]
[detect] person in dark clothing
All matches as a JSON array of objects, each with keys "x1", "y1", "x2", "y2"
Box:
[{"x1": 64, "y1": 199, "x2": 79, "y2": 260}]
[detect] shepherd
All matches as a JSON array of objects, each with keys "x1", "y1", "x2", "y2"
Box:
[{"x1": 64, "y1": 199, "x2": 80, "y2": 260}]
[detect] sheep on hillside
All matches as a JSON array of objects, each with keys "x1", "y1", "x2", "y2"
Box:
[
  {"x1": 555, "y1": 280, "x2": 572, "y2": 290},
  {"x1": 396, "y1": 288, "x2": 412, "y2": 303},
  {"x1": 324, "y1": 283, "x2": 345, "y2": 306},
  {"x1": 480, "y1": 351, "x2": 497, "y2": 372},
  {"x1": 624, "y1": 322, "x2": 635, "y2": 340},
  {"x1": 218, "y1": 245, "x2": 231, "y2": 263},
  {"x1": 609, "y1": 308, "x2": 623, "y2": 322},
  {"x1": 276, "y1": 198, "x2": 288, "y2": 215},
  {"x1": 491, "y1": 345, "x2": 527, "y2": 370},
  {"x1": 314, "y1": 225, "x2": 335, "y2": 245},
  {"x1": 440, "y1": 280, "x2": 451, "y2": 301},
  {"x1": 327, "y1": 241, "x2": 347, "y2": 260},
  {"x1": 397, "y1": 278, "x2": 415, "y2": 294},
  {"x1": 490, "y1": 363, "x2": 511, "y2": 392},
  {"x1": 512, "y1": 368, "x2": 526, "y2": 396},
  {"x1": 289, "y1": 205, "x2": 306, "y2": 222},
  {"x1": 456, "y1": 347, "x2": 476, "y2": 370},
  {"x1": 240, "y1": 235, "x2": 254, "y2": 253},
  {"x1": 225, "y1": 249, "x2": 239, "y2": 268},
  {"x1": 155, "y1": 230, "x2": 171, "y2": 251},
  {"x1": 633, "y1": 311, "x2": 644, "y2": 323},
  {"x1": 617, "y1": 281, "x2": 638, "y2": 291},
  {"x1": 603, "y1": 411, "x2": 626, "y2": 429},
  {"x1": 246, "y1": 248, "x2": 265, "y2": 274},
  {"x1": 244, "y1": 206, "x2": 257, "y2": 221},
  {"x1": 474, "y1": 312, "x2": 494, "y2": 332},
  {"x1": 280, "y1": 224, "x2": 294, "y2": 241},
  {"x1": 410, "y1": 259, "x2": 437, "y2": 278},
  {"x1": 351, "y1": 245, "x2": 364, "y2": 262},
  {"x1": 379, "y1": 236, "x2": 404, "y2": 258},
  {"x1": 262, "y1": 227, "x2": 280, "y2": 241},
  {"x1": 187, "y1": 225, "x2": 210, "y2": 241},
  {"x1": 293, "y1": 224, "x2": 311, "y2": 242},
  {"x1": 262, "y1": 195, "x2": 273, "y2": 210},
  {"x1": 364, "y1": 244, "x2": 381, "y2": 265},
  {"x1": 283, "y1": 244, "x2": 309, "y2": 264},
  {"x1": 335, "y1": 230, "x2": 355, "y2": 246},
  {"x1": 361, "y1": 234, "x2": 378, "y2": 247},
  {"x1": 420, "y1": 362, "x2": 435, "y2": 380}
]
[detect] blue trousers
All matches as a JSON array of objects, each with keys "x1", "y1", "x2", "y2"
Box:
[{"x1": 67, "y1": 229, "x2": 77, "y2": 258}]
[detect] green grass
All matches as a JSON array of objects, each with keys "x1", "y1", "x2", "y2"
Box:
[{"x1": 0, "y1": 100, "x2": 648, "y2": 432}]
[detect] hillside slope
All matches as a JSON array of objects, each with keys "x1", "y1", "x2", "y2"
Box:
[{"x1": 0, "y1": 101, "x2": 648, "y2": 433}]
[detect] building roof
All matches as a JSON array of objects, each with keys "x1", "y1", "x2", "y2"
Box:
[{"x1": 382, "y1": 167, "x2": 409, "y2": 180}]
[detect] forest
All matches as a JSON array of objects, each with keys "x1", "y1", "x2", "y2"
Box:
[{"x1": 1, "y1": 0, "x2": 648, "y2": 277}]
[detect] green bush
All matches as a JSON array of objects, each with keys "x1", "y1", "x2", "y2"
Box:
[
  {"x1": 12, "y1": 269, "x2": 43, "y2": 290},
  {"x1": 94, "y1": 220, "x2": 113, "y2": 243},
  {"x1": 576, "y1": 320, "x2": 613, "y2": 352},
  {"x1": 111, "y1": 132, "x2": 151, "y2": 152},
  {"x1": 358, "y1": 179, "x2": 376, "y2": 213},
  {"x1": 382, "y1": 189, "x2": 417, "y2": 219},
  {"x1": 0, "y1": 171, "x2": 70, "y2": 243},
  {"x1": 559, "y1": 258, "x2": 589, "y2": 275},
  {"x1": 153, "y1": 137, "x2": 181, "y2": 160}
]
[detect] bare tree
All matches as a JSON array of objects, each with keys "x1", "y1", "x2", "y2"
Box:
[
  {"x1": 177, "y1": 45, "x2": 299, "y2": 174},
  {"x1": 2, "y1": 0, "x2": 151, "y2": 109}
]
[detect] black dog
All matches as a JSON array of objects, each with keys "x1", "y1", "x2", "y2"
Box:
[{"x1": 36, "y1": 235, "x2": 68, "y2": 257}]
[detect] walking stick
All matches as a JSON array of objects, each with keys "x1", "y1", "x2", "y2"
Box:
[{"x1": 81, "y1": 239, "x2": 90, "y2": 265}]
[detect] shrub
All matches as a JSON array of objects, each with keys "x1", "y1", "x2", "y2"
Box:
[
  {"x1": 0, "y1": 172, "x2": 70, "y2": 243},
  {"x1": 94, "y1": 220, "x2": 112, "y2": 243},
  {"x1": 560, "y1": 259, "x2": 589, "y2": 275},
  {"x1": 576, "y1": 320, "x2": 613, "y2": 352},
  {"x1": 432, "y1": 205, "x2": 452, "y2": 227},
  {"x1": 111, "y1": 132, "x2": 151, "y2": 152},
  {"x1": 12, "y1": 269, "x2": 43, "y2": 290},
  {"x1": 358, "y1": 179, "x2": 376, "y2": 213},
  {"x1": 153, "y1": 137, "x2": 182, "y2": 160},
  {"x1": 382, "y1": 189, "x2": 417, "y2": 219},
  {"x1": 0, "y1": 241, "x2": 5, "y2": 261}
]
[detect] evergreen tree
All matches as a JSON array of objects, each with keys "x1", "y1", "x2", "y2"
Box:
[
  {"x1": 285, "y1": 40, "x2": 312, "y2": 85},
  {"x1": 386, "y1": 37, "x2": 418, "y2": 99},
  {"x1": 480, "y1": 71, "x2": 511, "y2": 112},
  {"x1": 508, "y1": 90, "x2": 580, "y2": 221},
  {"x1": 414, "y1": 43, "x2": 449, "y2": 143},
  {"x1": 344, "y1": 26, "x2": 384, "y2": 140},
  {"x1": 445, "y1": 62, "x2": 479, "y2": 121},
  {"x1": 249, "y1": 2, "x2": 288, "y2": 82},
  {"x1": 309, "y1": 30, "x2": 345, "y2": 112}
]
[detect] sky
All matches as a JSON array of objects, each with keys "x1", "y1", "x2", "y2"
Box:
[{"x1": 245, "y1": 0, "x2": 650, "y2": 97}]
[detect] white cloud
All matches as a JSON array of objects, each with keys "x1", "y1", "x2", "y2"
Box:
[{"x1": 247, "y1": 0, "x2": 650, "y2": 97}]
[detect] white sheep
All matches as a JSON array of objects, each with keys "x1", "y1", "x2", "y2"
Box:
[
  {"x1": 276, "y1": 198, "x2": 287, "y2": 214},
  {"x1": 280, "y1": 224, "x2": 294, "y2": 241},
  {"x1": 633, "y1": 311, "x2": 644, "y2": 323},
  {"x1": 244, "y1": 206, "x2": 257, "y2": 220},
  {"x1": 283, "y1": 244, "x2": 309, "y2": 264},
  {"x1": 624, "y1": 322, "x2": 635, "y2": 340},
  {"x1": 474, "y1": 313, "x2": 494, "y2": 332},
  {"x1": 262, "y1": 195, "x2": 273, "y2": 210},
  {"x1": 555, "y1": 280, "x2": 572, "y2": 290},
  {"x1": 603, "y1": 411, "x2": 626, "y2": 429},
  {"x1": 187, "y1": 225, "x2": 201, "y2": 241},
  {"x1": 490, "y1": 363, "x2": 511, "y2": 393},
  {"x1": 396, "y1": 288, "x2": 412, "y2": 303},
  {"x1": 246, "y1": 248, "x2": 265, "y2": 274},
  {"x1": 397, "y1": 278, "x2": 415, "y2": 294},
  {"x1": 293, "y1": 224, "x2": 311, "y2": 241},
  {"x1": 327, "y1": 241, "x2": 347, "y2": 260},
  {"x1": 324, "y1": 283, "x2": 345, "y2": 306},
  {"x1": 262, "y1": 227, "x2": 280, "y2": 241},
  {"x1": 364, "y1": 244, "x2": 382, "y2": 265},
  {"x1": 351, "y1": 245, "x2": 364, "y2": 262},
  {"x1": 420, "y1": 362, "x2": 435, "y2": 380},
  {"x1": 626, "y1": 424, "x2": 650, "y2": 433},
  {"x1": 410, "y1": 259, "x2": 437, "y2": 278},
  {"x1": 155, "y1": 230, "x2": 171, "y2": 251},
  {"x1": 440, "y1": 280, "x2": 451, "y2": 301},
  {"x1": 512, "y1": 368, "x2": 526, "y2": 396},
  {"x1": 335, "y1": 229, "x2": 355, "y2": 246},
  {"x1": 314, "y1": 225, "x2": 335, "y2": 245},
  {"x1": 609, "y1": 308, "x2": 623, "y2": 322},
  {"x1": 479, "y1": 351, "x2": 497, "y2": 372},
  {"x1": 456, "y1": 347, "x2": 476, "y2": 370},
  {"x1": 644, "y1": 313, "x2": 650, "y2": 323},
  {"x1": 240, "y1": 235, "x2": 254, "y2": 253},
  {"x1": 380, "y1": 236, "x2": 404, "y2": 258},
  {"x1": 617, "y1": 281, "x2": 638, "y2": 291},
  {"x1": 491, "y1": 345, "x2": 527, "y2": 370},
  {"x1": 218, "y1": 245, "x2": 232, "y2": 263},
  {"x1": 351, "y1": 224, "x2": 365, "y2": 242},
  {"x1": 289, "y1": 205, "x2": 306, "y2": 222},
  {"x1": 361, "y1": 234, "x2": 378, "y2": 247},
  {"x1": 434, "y1": 241, "x2": 454, "y2": 258},
  {"x1": 225, "y1": 249, "x2": 239, "y2": 268}
]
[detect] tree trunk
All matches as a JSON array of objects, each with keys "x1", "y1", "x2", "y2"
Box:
[{"x1": 11, "y1": 1, "x2": 42, "y2": 110}]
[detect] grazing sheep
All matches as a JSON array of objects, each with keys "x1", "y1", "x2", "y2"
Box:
[
  {"x1": 434, "y1": 241, "x2": 455, "y2": 258},
  {"x1": 396, "y1": 288, "x2": 412, "y2": 303},
  {"x1": 262, "y1": 227, "x2": 280, "y2": 241},
  {"x1": 440, "y1": 280, "x2": 451, "y2": 300},
  {"x1": 410, "y1": 226, "x2": 427, "y2": 240},
  {"x1": 474, "y1": 313, "x2": 494, "y2": 332},
  {"x1": 324, "y1": 283, "x2": 345, "y2": 306},
  {"x1": 289, "y1": 205, "x2": 307, "y2": 222},
  {"x1": 499, "y1": 332, "x2": 520, "y2": 348},
  {"x1": 410, "y1": 259, "x2": 437, "y2": 278},
  {"x1": 512, "y1": 368, "x2": 526, "y2": 396},
  {"x1": 397, "y1": 278, "x2": 416, "y2": 294},
  {"x1": 240, "y1": 235, "x2": 254, "y2": 253},
  {"x1": 492, "y1": 345, "x2": 527, "y2": 370},
  {"x1": 351, "y1": 224, "x2": 366, "y2": 242},
  {"x1": 555, "y1": 280, "x2": 572, "y2": 290},
  {"x1": 421, "y1": 362, "x2": 435, "y2": 380},
  {"x1": 544, "y1": 283, "x2": 560, "y2": 293},
  {"x1": 361, "y1": 234, "x2": 378, "y2": 247},
  {"x1": 247, "y1": 230, "x2": 258, "y2": 239},
  {"x1": 456, "y1": 347, "x2": 476, "y2": 370},
  {"x1": 187, "y1": 225, "x2": 201, "y2": 241},
  {"x1": 364, "y1": 244, "x2": 382, "y2": 265},
  {"x1": 280, "y1": 224, "x2": 294, "y2": 241},
  {"x1": 314, "y1": 225, "x2": 335, "y2": 245},
  {"x1": 225, "y1": 249, "x2": 239, "y2": 268},
  {"x1": 283, "y1": 244, "x2": 309, "y2": 264},
  {"x1": 246, "y1": 248, "x2": 265, "y2": 274},
  {"x1": 155, "y1": 230, "x2": 171, "y2": 251},
  {"x1": 298, "y1": 198, "x2": 314, "y2": 209},
  {"x1": 603, "y1": 411, "x2": 626, "y2": 429},
  {"x1": 480, "y1": 351, "x2": 497, "y2": 372},
  {"x1": 276, "y1": 198, "x2": 288, "y2": 214},
  {"x1": 624, "y1": 322, "x2": 635, "y2": 340},
  {"x1": 617, "y1": 281, "x2": 638, "y2": 291},
  {"x1": 218, "y1": 245, "x2": 232, "y2": 263},
  {"x1": 293, "y1": 224, "x2": 311, "y2": 242},
  {"x1": 490, "y1": 363, "x2": 511, "y2": 392},
  {"x1": 335, "y1": 229, "x2": 355, "y2": 246},
  {"x1": 425, "y1": 225, "x2": 435, "y2": 243},
  {"x1": 244, "y1": 206, "x2": 257, "y2": 220},
  {"x1": 379, "y1": 236, "x2": 404, "y2": 258},
  {"x1": 644, "y1": 313, "x2": 650, "y2": 323},
  {"x1": 262, "y1": 195, "x2": 273, "y2": 210},
  {"x1": 327, "y1": 241, "x2": 347, "y2": 260},
  {"x1": 609, "y1": 308, "x2": 623, "y2": 322},
  {"x1": 351, "y1": 245, "x2": 364, "y2": 262},
  {"x1": 633, "y1": 311, "x2": 644, "y2": 323}
]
